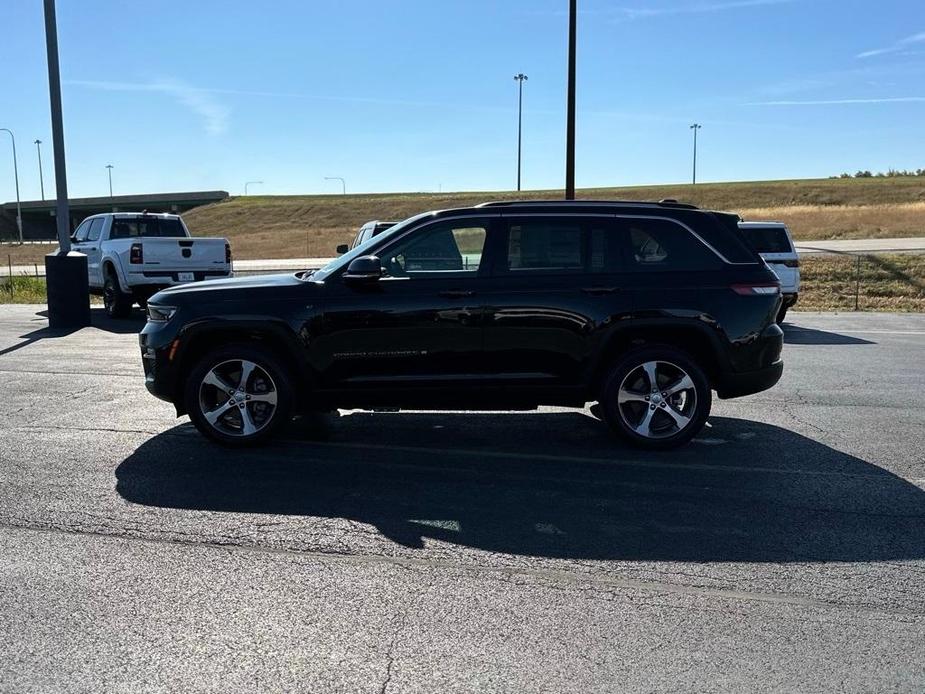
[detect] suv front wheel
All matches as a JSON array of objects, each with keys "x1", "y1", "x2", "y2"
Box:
[
  {"x1": 599, "y1": 346, "x2": 711, "y2": 450},
  {"x1": 185, "y1": 344, "x2": 293, "y2": 446}
]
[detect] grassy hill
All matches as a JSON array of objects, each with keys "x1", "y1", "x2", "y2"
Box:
[
  {"x1": 182, "y1": 177, "x2": 925, "y2": 260},
  {"x1": 4, "y1": 176, "x2": 925, "y2": 265}
]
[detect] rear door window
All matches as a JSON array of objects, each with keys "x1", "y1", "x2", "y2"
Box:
[
  {"x1": 621, "y1": 218, "x2": 722, "y2": 272},
  {"x1": 742, "y1": 226, "x2": 793, "y2": 254}
]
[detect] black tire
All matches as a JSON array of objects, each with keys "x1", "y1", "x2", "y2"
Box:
[
  {"x1": 103, "y1": 271, "x2": 132, "y2": 319},
  {"x1": 185, "y1": 343, "x2": 293, "y2": 447},
  {"x1": 598, "y1": 345, "x2": 712, "y2": 450},
  {"x1": 776, "y1": 305, "x2": 788, "y2": 324}
]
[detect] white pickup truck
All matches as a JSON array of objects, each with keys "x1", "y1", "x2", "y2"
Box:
[{"x1": 68, "y1": 212, "x2": 232, "y2": 318}]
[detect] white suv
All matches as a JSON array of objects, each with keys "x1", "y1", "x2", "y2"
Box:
[{"x1": 738, "y1": 221, "x2": 800, "y2": 323}]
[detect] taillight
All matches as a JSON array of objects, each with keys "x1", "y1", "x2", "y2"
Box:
[
  {"x1": 225, "y1": 242, "x2": 232, "y2": 264},
  {"x1": 731, "y1": 283, "x2": 780, "y2": 296},
  {"x1": 130, "y1": 243, "x2": 143, "y2": 264},
  {"x1": 782, "y1": 259, "x2": 800, "y2": 268}
]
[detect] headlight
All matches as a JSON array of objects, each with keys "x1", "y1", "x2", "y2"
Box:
[{"x1": 146, "y1": 304, "x2": 177, "y2": 323}]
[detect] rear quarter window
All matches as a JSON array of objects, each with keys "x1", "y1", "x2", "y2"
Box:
[{"x1": 621, "y1": 218, "x2": 722, "y2": 272}]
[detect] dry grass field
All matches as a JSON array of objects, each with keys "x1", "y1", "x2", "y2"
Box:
[
  {"x1": 797, "y1": 253, "x2": 925, "y2": 312},
  {"x1": 3, "y1": 177, "x2": 925, "y2": 264}
]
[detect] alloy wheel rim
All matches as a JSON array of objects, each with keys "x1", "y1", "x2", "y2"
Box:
[
  {"x1": 198, "y1": 359, "x2": 278, "y2": 437},
  {"x1": 616, "y1": 360, "x2": 697, "y2": 440}
]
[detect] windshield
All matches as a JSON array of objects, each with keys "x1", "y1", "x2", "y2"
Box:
[{"x1": 309, "y1": 211, "x2": 435, "y2": 280}]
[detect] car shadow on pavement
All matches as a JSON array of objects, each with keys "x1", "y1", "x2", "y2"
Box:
[
  {"x1": 782, "y1": 324, "x2": 874, "y2": 346},
  {"x1": 115, "y1": 413, "x2": 925, "y2": 563},
  {"x1": 0, "y1": 308, "x2": 145, "y2": 358}
]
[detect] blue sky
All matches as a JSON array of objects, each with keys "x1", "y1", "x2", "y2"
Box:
[{"x1": 1, "y1": 0, "x2": 923, "y2": 201}]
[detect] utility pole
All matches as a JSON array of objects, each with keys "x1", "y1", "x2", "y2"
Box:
[
  {"x1": 35, "y1": 139, "x2": 45, "y2": 200},
  {"x1": 0, "y1": 128, "x2": 23, "y2": 243},
  {"x1": 690, "y1": 123, "x2": 702, "y2": 185},
  {"x1": 244, "y1": 180, "x2": 263, "y2": 195},
  {"x1": 43, "y1": 0, "x2": 90, "y2": 328},
  {"x1": 514, "y1": 73, "x2": 528, "y2": 192},
  {"x1": 565, "y1": 0, "x2": 577, "y2": 200},
  {"x1": 105, "y1": 164, "x2": 114, "y2": 199}
]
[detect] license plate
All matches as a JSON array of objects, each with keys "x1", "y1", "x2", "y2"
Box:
[{"x1": 177, "y1": 272, "x2": 196, "y2": 282}]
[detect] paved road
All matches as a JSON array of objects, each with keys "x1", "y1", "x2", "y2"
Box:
[
  {"x1": 1, "y1": 305, "x2": 924, "y2": 692},
  {"x1": 5, "y1": 236, "x2": 925, "y2": 276}
]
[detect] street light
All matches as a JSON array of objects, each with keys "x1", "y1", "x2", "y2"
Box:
[
  {"x1": 0, "y1": 128, "x2": 23, "y2": 244},
  {"x1": 35, "y1": 139, "x2": 45, "y2": 200},
  {"x1": 105, "y1": 163, "x2": 114, "y2": 199},
  {"x1": 514, "y1": 73, "x2": 528, "y2": 192},
  {"x1": 43, "y1": 0, "x2": 91, "y2": 329},
  {"x1": 324, "y1": 176, "x2": 346, "y2": 195},
  {"x1": 565, "y1": 0, "x2": 577, "y2": 200},
  {"x1": 244, "y1": 180, "x2": 263, "y2": 195},
  {"x1": 690, "y1": 123, "x2": 702, "y2": 185}
]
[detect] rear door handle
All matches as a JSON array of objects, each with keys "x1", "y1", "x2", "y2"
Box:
[
  {"x1": 580, "y1": 286, "x2": 618, "y2": 295},
  {"x1": 439, "y1": 289, "x2": 476, "y2": 298}
]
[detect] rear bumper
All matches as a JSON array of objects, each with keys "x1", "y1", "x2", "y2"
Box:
[
  {"x1": 782, "y1": 292, "x2": 799, "y2": 308},
  {"x1": 716, "y1": 360, "x2": 783, "y2": 399}
]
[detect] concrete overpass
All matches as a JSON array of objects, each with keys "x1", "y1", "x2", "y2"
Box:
[{"x1": 0, "y1": 190, "x2": 228, "y2": 241}]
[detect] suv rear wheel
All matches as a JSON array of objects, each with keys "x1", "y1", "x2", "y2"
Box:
[
  {"x1": 599, "y1": 346, "x2": 711, "y2": 450},
  {"x1": 185, "y1": 344, "x2": 293, "y2": 446}
]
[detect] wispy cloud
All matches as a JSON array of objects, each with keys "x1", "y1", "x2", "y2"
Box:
[
  {"x1": 69, "y1": 79, "x2": 230, "y2": 135},
  {"x1": 611, "y1": 0, "x2": 795, "y2": 20},
  {"x1": 747, "y1": 96, "x2": 925, "y2": 106},
  {"x1": 526, "y1": 0, "x2": 795, "y2": 20},
  {"x1": 68, "y1": 79, "x2": 513, "y2": 115},
  {"x1": 858, "y1": 31, "x2": 925, "y2": 59}
]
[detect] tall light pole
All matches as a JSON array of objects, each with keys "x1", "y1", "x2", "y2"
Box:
[
  {"x1": 244, "y1": 180, "x2": 263, "y2": 195},
  {"x1": 690, "y1": 123, "x2": 702, "y2": 185},
  {"x1": 105, "y1": 164, "x2": 114, "y2": 199},
  {"x1": 514, "y1": 73, "x2": 528, "y2": 192},
  {"x1": 0, "y1": 128, "x2": 23, "y2": 243},
  {"x1": 324, "y1": 176, "x2": 346, "y2": 195},
  {"x1": 565, "y1": 0, "x2": 577, "y2": 200},
  {"x1": 35, "y1": 139, "x2": 45, "y2": 200},
  {"x1": 44, "y1": 0, "x2": 90, "y2": 328}
]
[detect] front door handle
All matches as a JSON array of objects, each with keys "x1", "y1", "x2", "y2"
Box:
[
  {"x1": 580, "y1": 286, "x2": 618, "y2": 295},
  {"x1": 439, "y1": 289, "x2": 476, "y2": 298}
]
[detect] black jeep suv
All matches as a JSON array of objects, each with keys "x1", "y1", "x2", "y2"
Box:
[{"x1": 140, "y1": 200, "x2": 784, "y2": 449}]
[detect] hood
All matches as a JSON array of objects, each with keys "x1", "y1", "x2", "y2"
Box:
[{"x1": 150, "y1": 272, "x2": 309, "y2": 305}]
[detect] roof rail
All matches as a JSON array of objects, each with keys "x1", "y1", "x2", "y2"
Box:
[{"x1": 475, "y1": 199, "x2": 699, "y2": 210}]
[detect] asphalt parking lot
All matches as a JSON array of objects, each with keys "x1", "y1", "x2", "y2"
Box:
[{"x1": 1, "y1": 304, "x2": 924, "y2": 693}]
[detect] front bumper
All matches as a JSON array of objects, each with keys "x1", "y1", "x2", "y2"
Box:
[{"x1": 139, "y1": 328, "x2": 181, "y2": 406}]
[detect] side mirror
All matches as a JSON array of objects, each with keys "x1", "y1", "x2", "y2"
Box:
[
  {"x1": 336, "y1": 244, "x2": 349, "y2": 255},
  {"x1": 343, "y1": 255, "x2": 382, "y2": 284}
]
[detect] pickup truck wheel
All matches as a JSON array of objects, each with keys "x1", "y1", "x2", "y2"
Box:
[
  {"x1": 185, "y1": 344, "x2": 293, "y2": 446},
  {"x1": 776, "y1": 306, "x2": 788, "y2": 324},
  {"x1": 103, "y1": 272, "x2": 132, "y2": 319},
  {"x1": 599, "y1": 346, "x2": 711, "y2": 450}
]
